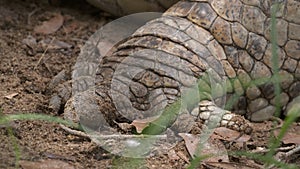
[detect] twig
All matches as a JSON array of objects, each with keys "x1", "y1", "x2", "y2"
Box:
[
  {"x1": 60, "y1": 124, "x2": 89, "y2": 138},
  {"x1": 265, "y1": 145, "x2": 300, "y2": 169},
  {"x1": 284, "y1": 144, "x2": 300, "y2": 159},
  {"x1": 60, "y1": 124, "x2": 167, "y2": 139},
  {"x1": 251, "y1": 145, "x2": 296, "y2": 154},
  {"x1": 27, "y1": 8, "x2": 41, "y2": 25},
  {"x1": 90, "y1": 134, "x2": 167, "y2": 139},
  {"x1": 34, "y1": 37, "x2": 55, "y2": 70}
]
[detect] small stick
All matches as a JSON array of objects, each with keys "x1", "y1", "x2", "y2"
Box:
[
  {"x1": 60, "y1": 124, "x2": 89, "y2": 138},
  {"x1": 34, "y1": 37, "x2": 55, "y2": 70},
  {"x1": 284, "y1": 145, "x2": 300, "y2": 158},
  {"x1": 60, "y1": 124, "x2": 167, "y2": 139},
  {"x1": 251, "y1": 145, "x2": 295, "y2": 154},
  {"x1": 27, "y1": 8, "x2": 40, "y2": 25}
]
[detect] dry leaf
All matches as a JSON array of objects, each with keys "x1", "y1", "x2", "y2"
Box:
[
  {"x1": 274, "y1": 129, "x2": 300, "y2": 144},
  {"x1": 39, "y1": 38, "x2": 72, "y2": 51},
  {"x1": 19, "y1": 159, "x2": 74, "y2": 169},
  {"x1": 22, "y1": 35, "x2": 38, "y2": 55},
  {"x1": 201, "y1": 138, "x2": 229, "y2": 163},
  {"x1": 178, "y1": 133, "x2": 199, "y2": 158},
  {"x1": 213, "y1": 127, "x2": 251, "y2": 142},
  {"x1": 22, "y1": 35, "x2": 37, "y2": 48},
  {"x1": 178, "y1": 133, "x2": 229, "y2": 162},
  {"x1": 131, "y1": 116, "x2": 160, "y2": 133},
  {"x1": 4, "y1": 93, "x2": 18, "y2": 99},
  {"x1": 34, "y1": 13, "x2": 64, "y2": 34}
]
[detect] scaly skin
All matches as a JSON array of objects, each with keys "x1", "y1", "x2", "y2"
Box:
[
  {"x1": 60, "y1": 0, "x2": 300, "y2": 134},
  {"x1": 86, "y1": 0, "x2": 179, "y2": 16}
]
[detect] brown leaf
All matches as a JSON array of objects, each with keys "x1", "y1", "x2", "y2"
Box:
[
  {"x1": 34, "y1": 13, "x2": 64, "y2": 34},
  {"x1": 178, "y1": 133, "x2": 229, "y2": 162},
  {"x1": 274, "y1": 129, "x2": 300, "y2": 144},
  {"x1": 19, "y1": 159, "x2": 74, "y2": 169},
  {"x1": 39, "y1": 38, "x2": 72, "y2": 51},
  {"x1": 178, "y1": 133, "x2": 199, "y2": 158},
  {"x1": 131, "y1": 116, "x2": 160, "y2": 133},
  {"x1": 201, "y1": 138, "x2": 229, "y2": 163},
  {"x1": 213, "y1": 127, "x2": 251, "y2": 142},
  {"x1": 22, "y1": 35, "x2": 37, "y2": 48}
]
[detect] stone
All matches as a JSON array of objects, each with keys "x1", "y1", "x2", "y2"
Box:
[
  {"x1": 248, "y1": 98, "x2": 268, "y2": 113},
  {"x1": 250, "y1": 105, "x2": 276, "y2": 122}
]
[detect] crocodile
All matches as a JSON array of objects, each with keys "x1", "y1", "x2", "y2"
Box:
[{"x1": 50, "y1": 0, "x2": 300, "y2": 138}]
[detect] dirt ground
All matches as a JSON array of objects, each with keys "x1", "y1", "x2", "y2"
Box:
[{"x1": 0, "y1": 0, "x2": 299, "y2": 168}]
